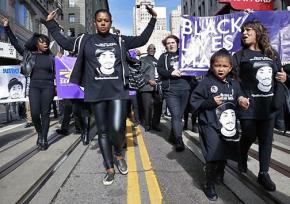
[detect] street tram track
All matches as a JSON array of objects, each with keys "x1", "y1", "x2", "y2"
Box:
[
  {"x1": 183, "y1": 131, "x2": 286, "y2": 204},
  {"x1": 0, "y1": 120, "x2": 59, "y2": 154},
  {"x1": 0, "y1": 130, "x2": 66, "y2": 180},
  {"x1": 15, "y1": 137, "x2": 83, "y2": 204},
  {"x1": 274, "y1": 129, "x2": 290, "y2": 138}
]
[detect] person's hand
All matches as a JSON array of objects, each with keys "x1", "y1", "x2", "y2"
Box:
[
  {"x1": 56, "y1": 52, "x2": 63, "y2": 58},
  {"x1": 46, "y1": 9, "x2": 58, "y2": 21},
  {"x1": 2, "y1": 18, "x2": 9, "y2": 27},
  {"x1": 276, "y1": 67, "x2": 287, "y2": 83},
  {"x1": 214, "y1": 95, "x2": 223, "y2": 106},
  {"x1": 238, "y1": 96, "x2": 250, "y2": 110},
  {"x1": 171, "y1": 69, "x2": 181, "y2": 77},
  {"x1": 244, "y1": 9, "x2": 254, "y2": 14},
  {"x1": 146, "y1": 5, "x2": 157, "y2": 18},
  {"x1": 148, "y1": 80, "x2": 157, "y2": 86}
]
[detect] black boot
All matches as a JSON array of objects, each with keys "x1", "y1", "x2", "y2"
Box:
[
  {"x1": 204, "y1": 182, "x2": 218, "y2": 201},
  {"x1": 39, "y1": 134, "x2": 48, "y2": 150},
  {"x1": 215, "y1": 161, "x2": 226, "y2": 185},
  {"x1": 238, "y1": 155, "x2": 248, "y2": 173},
  {"x1": 191, "y1": 123, "x2": 199, "y2": 133},
  {"x1": 168, "y1": 130, "x2": 176, "y2": 144},
  {"x1": 257, "y1": 172, "x2": 276, "y2": 191},
  {"x1": 183, "y1": 122, "x2": 188, "y2": 130},
  {"x1": 36, "y1": 133, "x2": 42, "y2": 146},
  {"x1": 81, "y1": 116, "x2": 90, "y2": 145},
  {"x1": 204, "y1": 163, "x2": 218, "y2": 201},
  {"x1": 175, "y1": 137, "x2": 185, "y2": 152},
  {"x1": 81, "y1": 131, "x2": 89, "y2": 145}
]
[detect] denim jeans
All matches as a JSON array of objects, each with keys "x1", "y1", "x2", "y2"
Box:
[{"x1": 164, "y1": 89, "x2": 190, "y2": 140}]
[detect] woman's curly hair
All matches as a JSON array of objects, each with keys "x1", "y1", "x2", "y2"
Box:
[{"x1": 241, "y1": 20, "x2": 276, "y2": 60}]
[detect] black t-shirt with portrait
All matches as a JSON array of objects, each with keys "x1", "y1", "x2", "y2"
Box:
[
  {"x1": 83, "y1": 34, "x2": 128, "y2": 102},
  {"x1": 233, "y1": 49, "x2": 282, "y2": 119}
]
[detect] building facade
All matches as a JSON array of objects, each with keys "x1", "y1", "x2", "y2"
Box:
[
  {"x1": 85, "y1": 0, "x2": 109, "y2": 34},
  {"x1": 170, "y1": 5, "x2": 181, "y2": 37},
  {"x1": 133, "y1": 0, "x2": 169, "y2": 57},
  {"x1": 181, "y1": 0, "x2": 290, "y2": 17},
  {"x1": 0, "y1": 0, "x2": 61, "y2": 65},
  {"x1": 58, "y1": 0, "x2": 86, "y2": 37}
]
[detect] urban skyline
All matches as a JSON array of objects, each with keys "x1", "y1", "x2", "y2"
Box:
[{"x1": 109, "y1": 0, "x2": 180, "y2": 35}]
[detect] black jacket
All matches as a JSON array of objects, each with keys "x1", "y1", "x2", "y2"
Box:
[
  {"x1": 190, "y1": 73, "x2": 242, "y2": 127},
  {"x1": 190, "y1": 73, "x2": 243, "y2": 162},
  {"x1": 157, "y1": 51, "x2": 191, "y2": 91},
  {"x1": 44, "y1": 18, "x2": 156, "y2": 87},
  {"x1": 139, "y1": 55, "x2": 158, "y2": 92},
  {"x1": 4, "y1": 26, "x2": 54, "y2": 77}
]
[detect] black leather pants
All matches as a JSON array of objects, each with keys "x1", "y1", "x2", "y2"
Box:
[{"x1": 91, "y1": 99, "x2": 127, "y2": 169}]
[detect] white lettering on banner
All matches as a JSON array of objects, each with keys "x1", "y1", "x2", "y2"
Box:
[
  {"x1": 182, "y1": 17, "x2": 242, "y2": 36},
  {"x1": 181, "y1": 15, "x2": 246, "y2": 69}
]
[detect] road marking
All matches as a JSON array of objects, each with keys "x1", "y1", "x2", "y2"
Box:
[
  {"x1": 126, "y1": 121, "x2": 141, "y2": 204},
  {"x1": 0, "y1": 123, "x2": 23, "y2": 134},
  {"x1": 135, "y1": 127, "x2": 162, "y2": 203}
]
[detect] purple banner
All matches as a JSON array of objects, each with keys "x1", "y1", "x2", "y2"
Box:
[
  {"x1": 55, "y1": 56, "x2": 84, "y2": 99},
  {"x1": 180, "y1": 11, "x2": 290, "y2": 76}
]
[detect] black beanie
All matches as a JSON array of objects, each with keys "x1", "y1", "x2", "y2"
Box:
[{"x1": 8, "y1": 78, "x2": 23, "y2": 91}]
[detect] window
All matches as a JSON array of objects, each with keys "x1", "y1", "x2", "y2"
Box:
[
  {"x1": 0, "y1": 26, "x2": 7, "y2": 42},
  {"x1": 69, "y1": 0, "x2": 75, "y2": 7},
  {"x1": 198, "y1": 6, "x2": 201, "y2": 16},
  {"x1": 0, "y1": 0, "x2": 6, "y2": 12},
  {"x1": 202, "y1": 1, "x2": 205, "y2": 16},
  {"x1": 69, "y1": 14, "x2": 75, "y2": 23},
  {"x1": 14, "y1": 1, "x2": 32, "y2": 31},
  {"x1": 68, "y1": 28, "x2": 75, "y2": 37}
]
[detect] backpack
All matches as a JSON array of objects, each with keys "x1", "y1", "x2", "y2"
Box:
[{"x1": 126, "y1": 53, "x2": 146, "y2": 90}]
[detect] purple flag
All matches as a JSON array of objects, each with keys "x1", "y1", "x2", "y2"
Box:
[
  {"x1": 55, "y1": 56, "x2": 84, "y2": 99},
  {"x1": 180, "y1": 11, "x2": 290, "y2": 76}
]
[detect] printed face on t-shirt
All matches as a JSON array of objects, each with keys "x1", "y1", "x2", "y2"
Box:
[
  {"x1": 255, "y1": 66, "x2": 272, "y2": 92},
  {"x1": 219, "y1": 109, "x2": 236, "y2": 131},
  {"x1": 95, "y1": 49, "x2": 116, "y2": 76},
  {"x1": 98, "y1": 50, "x2": 116, "y2": 75},
  {"x1": 169, "y1": 55, "x2": 179, "y2": 70},
  {"x1": 9, "y1": 84, "x2": 23, "y2": 99}
]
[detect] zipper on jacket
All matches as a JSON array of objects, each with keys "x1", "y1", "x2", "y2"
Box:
[
  {"x1": 164, "y1": 53, "x2": 170, "y2": 91},
  {"x1": 118, "y1": 35, "x2": 126, "y2": 85}
]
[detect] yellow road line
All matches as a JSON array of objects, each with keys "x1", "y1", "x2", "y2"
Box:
[
  {"x1": 135, "y1": 127, "x2": 163, "y2": 204},
  {"x1": 126, "y1": 121, "x2": 141, "y2": 204}
]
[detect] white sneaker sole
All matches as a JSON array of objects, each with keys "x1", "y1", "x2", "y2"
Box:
[{"x1": 103, "y1": 179, "x2": 114, "y2": 185}]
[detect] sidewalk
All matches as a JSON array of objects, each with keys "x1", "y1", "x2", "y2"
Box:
[{"x1": 0, "y1": 103, "x2": 20, "y2": 125}]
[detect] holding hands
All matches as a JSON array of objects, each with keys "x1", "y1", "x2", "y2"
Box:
[
  {"x1": 214, "y1": 95, "x2": 249, "y2": 110},
  {"x1": 171, "y1": 69, "x2": 181, "y2": 77},
  {"x1": 275, "y1": 68, "x2": 287, "y2": 83},
  {"x1": 238, "y1": 96, "x2": 250, "y2": 110}
]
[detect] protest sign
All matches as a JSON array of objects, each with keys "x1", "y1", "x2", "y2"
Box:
[
  {"x1": 0, "y1": 65, "x2": 28, "y2": 103},
  {"x1": 180, "y1": 11, "x2": 290, "y2": 76},
  {"x1": 55, "y1": 56, "x2": 84, "y2": 99}
]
